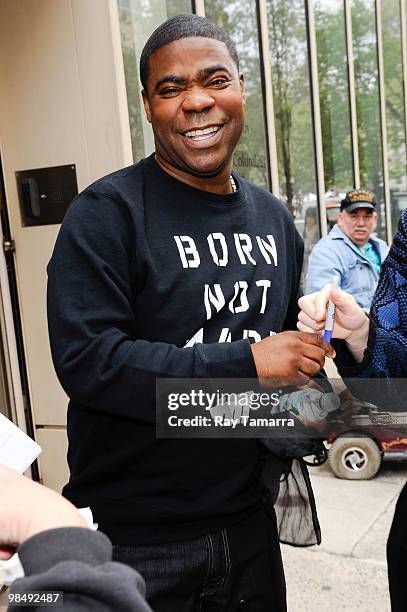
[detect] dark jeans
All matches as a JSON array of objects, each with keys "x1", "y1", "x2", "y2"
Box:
[
  {"x1": 387, "y1": 481, "x2": 407, "y2": 612},
  {"x1": 112, "y1": 507, "x2": 286, "y2": 612}
]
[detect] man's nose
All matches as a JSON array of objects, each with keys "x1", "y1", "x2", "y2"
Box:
[{"x1": 181, "y1": 88, "x2": 215, "y2": 113}]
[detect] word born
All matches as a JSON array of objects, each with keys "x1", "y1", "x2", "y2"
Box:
[{"x1": 174, "y1": 233, "x2": 277, "y2": 269}]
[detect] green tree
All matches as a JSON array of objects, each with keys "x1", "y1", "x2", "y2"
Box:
[
  {"x1": 118, "y1": 8, "x2": 145, "y2": 162},
  {"x1": 315, "y1": 2, "x2": 353, "y2": 192},
  {"x1": 267, "y1": 0, "x2": 316, "y2": 211},
  {"x1": 206, "y1": 0, "x2": 269, "y2": 188},
  {"x1": 352, "y1": 0, "x2": 383, "y2": 201},
  {"x1": 382, "y1": 0, "x2": 407, "y2": 185}
]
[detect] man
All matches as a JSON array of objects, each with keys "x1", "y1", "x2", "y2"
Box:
[
  {"x1": 47, "y1": 15, "x2": 332, "y2": 611},
  {"x1": 306, "y1": 188, "x2": 389, "y2": 311},
  {"x1": 297, "y1": 209, "x2": 407, "y2": 612}
]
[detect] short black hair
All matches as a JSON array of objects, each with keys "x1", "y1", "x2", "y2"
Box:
[{"x1": 140, "y1": 14, "x2": 239, "y2": 91}]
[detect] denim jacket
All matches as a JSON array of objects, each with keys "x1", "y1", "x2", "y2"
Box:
[{"x1": 305, "y1": 224, "x2": 389, "y2": 311}]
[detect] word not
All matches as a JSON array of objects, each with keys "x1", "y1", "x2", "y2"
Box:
[{"x1": 204, "y1": 279, "x2": 271, "y2": 319}]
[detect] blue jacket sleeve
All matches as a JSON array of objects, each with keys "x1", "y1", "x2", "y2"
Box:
[
  {"x1": 305, "y1": 240, "x2": 343, "y2": 295},
  {"x1": 335, "y1": 211, "x2": 407, "y2": 408},
  {"x1": 363, "y1": 211, "x2": 407, "y2": 378}
]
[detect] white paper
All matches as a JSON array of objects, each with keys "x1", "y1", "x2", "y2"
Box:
[
  {"x1": 0, "y1": 412, "x2": 41, "y2": 473},
  {"x1": 0, "y1": 552, "x2": 24, "y2": 587},
  {"x1": 77, "y1": 507, "x2": 98, "y2": 531}
]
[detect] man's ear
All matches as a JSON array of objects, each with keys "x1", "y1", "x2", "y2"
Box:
[
  {"x1": 239, "y1": 74, "x2": 245, "y2": 104},
  {"x1": 142, "y1": 90, "x2": 152, "y2": 123}
]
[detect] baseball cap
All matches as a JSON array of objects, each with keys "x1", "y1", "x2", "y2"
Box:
[{"x1": 340, "y1": 188, "x2": 377, "y2": 212}]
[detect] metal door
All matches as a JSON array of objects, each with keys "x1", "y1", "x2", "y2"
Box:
[{"x1": 0, "y1": 0, "x2": 132, "y2": 490}]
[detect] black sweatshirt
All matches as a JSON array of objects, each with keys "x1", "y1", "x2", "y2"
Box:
[{"x1": 47, "y1": 155, "x2": 303, "y2": 545}]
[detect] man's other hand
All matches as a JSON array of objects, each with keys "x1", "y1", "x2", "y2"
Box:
[{"x1": 250, "y1": 330, "x2": 334, "y2": 388}]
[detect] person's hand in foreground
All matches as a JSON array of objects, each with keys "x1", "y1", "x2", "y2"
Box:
[
  {"x1": 0, "y1": 464, "x2": 153, "y2": 612},
  {"x1": 297, "y1": 284, "x2": 370, "y2": 362},
  {"x1": 0, "y1": 464, "x2": 86, "y2": 560},
  {"x1": 251, "y1": 330, "x2": 335, "y2": 387}
]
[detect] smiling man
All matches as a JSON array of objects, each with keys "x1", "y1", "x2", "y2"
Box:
[
  {"x1": 47, "y1": 15, "x2": 332, "y2": 612},
  {"x1": 306, "y1": 188, "x2": 389, "y2": 311},
  {"x1": 141, "y1": 36, "x2": 243, "y2": 184}
]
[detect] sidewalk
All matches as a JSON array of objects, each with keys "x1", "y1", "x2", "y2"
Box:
[{"x1": 282, "y1": 461, "x2": 407, "y2": 612}]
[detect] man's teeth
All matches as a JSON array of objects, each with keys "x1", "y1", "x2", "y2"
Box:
[{"x1": 184, "y1": 126, "x2": 221, "y2": 140}]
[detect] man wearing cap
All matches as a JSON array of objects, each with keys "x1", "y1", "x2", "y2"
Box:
[{"x1": 306, "y1": 188, "x2": 389, "y2": 311}]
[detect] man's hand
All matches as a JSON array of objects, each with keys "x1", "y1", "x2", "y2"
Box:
[
  {"x1": 297, "y1": 284, "x2": 370, "y2": 362},
  {"x1": 0, "y1": 465, "x2": 87, "y2": 559},
  {"x1": 250, "y1": 330, "x2": 334, "y2": 387}
]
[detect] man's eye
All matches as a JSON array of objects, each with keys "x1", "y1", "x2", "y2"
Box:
[
  {"x1": 159, "y1": 88, "x2": 180, "y2": 96},
  {"x1": 209, "y1": 78, "x2": 230, "y2": 87}
]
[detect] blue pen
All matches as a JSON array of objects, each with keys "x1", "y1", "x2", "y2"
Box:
[{"x1": 323, "y1": 275, "x2": 340, "y2": 342}]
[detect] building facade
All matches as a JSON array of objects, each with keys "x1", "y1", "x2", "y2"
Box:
[{"x1": 0, "y1": 0, "x2": 406, "y2": 489}]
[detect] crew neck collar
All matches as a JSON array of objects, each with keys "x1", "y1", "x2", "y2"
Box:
[{"x1": 146, "y1": 154, "x2": 245, "y2": 207}]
